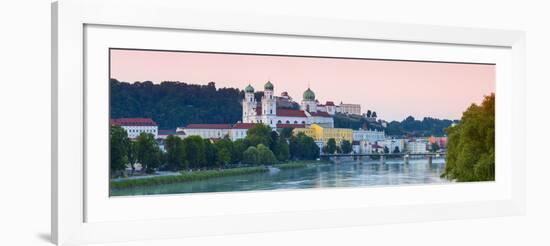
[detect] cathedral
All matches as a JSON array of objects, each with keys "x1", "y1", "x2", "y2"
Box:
[{"x1": 242, "y1": 81, "x2": 334, "y2": 128}]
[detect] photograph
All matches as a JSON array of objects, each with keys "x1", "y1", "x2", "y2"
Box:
[{"x1": 108, "y1": 48, "x2": 495, "y2": 196}]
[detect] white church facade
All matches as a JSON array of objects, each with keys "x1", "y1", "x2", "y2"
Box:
[{"x1": 242, "y1": 81, "x2": 334, "y2": 128}]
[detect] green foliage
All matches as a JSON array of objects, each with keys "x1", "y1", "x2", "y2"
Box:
[
  {"x1": 385, "y1": 116, "x2": 457, "y2": 137},
  {"x1": 245, "y1": 124, "x2": 272, "y2": 147},
  {"x1": 203, "y1": 139, "x2": 218, "y2": 168},
  {"x1": 242, "y1": 146, "x2": 260, "y2": 165},
  {"x1": 274, "y1": 139, "x2": 290, "y2": 162},
  {"x1": 325, "y1": 138, "x2": 337, "y2": 154},
  {"x1": 232, "y1": 139, "x2": 249, "y2": 164},
  {"x1": 182, "y1": 136, "x2": 206, "y2": 169},
  {"x1": 442, "y1": 93, "x2": 495, "y2": 182},
  {"x1": 110, "y1": 126, "x2": 129, "y2": 176},
  {"x1": 257, "y1": 144, "x2": 278, "y2": 165},
  {"x1": 341, "y1": 140, "x2": 352, "y2": 154},
  {"x1": 110, "y1": 79, "x2": 242, "y2": 130},
  {"x1": 164, "y1": 135, "x2": 186, "y2": 171},
  {"x1": 127, "y1": 141, "x2": 138, "y2": 174},
  {"x1": 289, "y1": 133, "x2": 320, "y2": 160},
  {"x1": 135, "y1": 132, "x2": 161, "y2": 174},
  {"x1": 393, "y1": 146, "x2": 400, "y2": 153},
  {"x1": 111, "y1": 167, "x2": 268, "y2": 189}
]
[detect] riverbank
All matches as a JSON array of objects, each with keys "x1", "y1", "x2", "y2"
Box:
[{"x1": 111, "y1": 166, "x2": 268, "y2": 189}]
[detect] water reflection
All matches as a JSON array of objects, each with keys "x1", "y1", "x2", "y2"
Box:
[{"x1": 111, "y1": 158, "x2": 448, "y2": 196}]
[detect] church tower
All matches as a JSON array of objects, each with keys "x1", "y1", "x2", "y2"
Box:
[
  {"x1": 242, "y1": 84, "x2": 257, "y2": 123},
  {"x1": 301, "y1": 87, "x2": 317, "y2": 112},
  {"x1": 262, "y1": 81, "x2": 277, "y2": 116}
]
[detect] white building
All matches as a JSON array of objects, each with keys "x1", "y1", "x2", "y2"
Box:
[
  {"x1": 110, "y1": 118, "x2": 158, "y2": 139},
  {"x1": 352, "y1": 129, "x2": 386, "y2": 143},
  {"x1": 178, "y1": 123, "x2": 257, "y2": 141},
  {"x1": 378, "y1": 139, "x2": 406, "y2": 153},
  {"x1": 406, "y1": 140, "x2": 428, "y2": 153},
  {"x1": 242, "y1": 81, "x2": 334, "y2": 128},
  {"x1": 337, "y1": 102, "x2": 361, "y2": 115}
]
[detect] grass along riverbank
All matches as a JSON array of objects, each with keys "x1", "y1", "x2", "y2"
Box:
[{"x1": 111, "y1": 166, "x2": 268, "y2": 189}]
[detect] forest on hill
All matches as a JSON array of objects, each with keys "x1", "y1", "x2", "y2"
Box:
[{"x1": 110, "y1": 79, "x2": 243, "y2": 129}]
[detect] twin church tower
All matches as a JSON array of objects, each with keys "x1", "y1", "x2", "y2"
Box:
[{"x1": 242, "y1": 81, "x2": 334, "y2": 128}]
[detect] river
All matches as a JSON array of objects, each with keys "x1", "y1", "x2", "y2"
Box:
[{"x1": 110, "y1": 158, "x2": 449, "y2": 196}]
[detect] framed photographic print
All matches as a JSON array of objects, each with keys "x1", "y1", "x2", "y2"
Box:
[{"x1": 52, "y1": 0, "x2": 526, "y2": 245}]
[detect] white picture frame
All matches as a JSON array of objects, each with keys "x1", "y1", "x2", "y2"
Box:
[{"x1": 52, "y1": 0, "x2": 526, "y2": 245}]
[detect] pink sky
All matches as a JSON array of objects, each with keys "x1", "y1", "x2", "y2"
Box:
[{"x1": 110, "y1": 49, "x2": 495, "y2": 121}]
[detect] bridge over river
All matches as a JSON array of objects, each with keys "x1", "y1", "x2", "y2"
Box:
[{"x1": 320, "y1": 152, "x2": 446, "y2": 165}]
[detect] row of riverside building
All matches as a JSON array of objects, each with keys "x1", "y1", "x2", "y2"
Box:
[{"x1": 111, "y1": 81, "x2": 446, "y2": 154}]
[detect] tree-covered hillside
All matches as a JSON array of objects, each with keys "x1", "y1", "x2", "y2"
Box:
[{"x1": 110, "y1": 79, "x2": 243, "y2": 129}]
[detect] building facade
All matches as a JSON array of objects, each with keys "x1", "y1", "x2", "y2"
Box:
[
  {"x1": 293, "y1": 124, "x2": 353, "y2": 145},
  {"x1": 352, "y1": 129, "x2": 386, "y2": 143},
  {"x1": 242, "y1": 81, "x2": 334, "y2": 128},
  {"x1": 110, "y1": 118, "x2": 158, "y2": 139},
  {"x1": 177, "y1": 123, "x2": 257, "y2": 141}
]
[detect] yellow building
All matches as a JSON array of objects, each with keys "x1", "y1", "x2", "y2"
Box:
[{"x1": 293, "y1": 124, "x2": 353, "y2": 144}]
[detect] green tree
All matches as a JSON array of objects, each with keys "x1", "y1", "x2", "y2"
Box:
[
  {"x1": 289, "y1": 133, "x2": 320, "y2": 160},
  {"x1": 274, "y1": 139, "x2": 290, "y2": 161},
  {"x1": 183, "y1": 136, "x2": 206, "y2": 169},
  {"x1": 341, "y1": 140, "x2": 352, "y2": 154},
  {"x1": 257, "y1": 144, "x2": 277, "y2": 164},
  {"x1": 136, "y1": 132, "x2": 161, "y2": 174},
  {"x1": 279, "y1": 127, "x2": 294, "y2": 139},
  {"x1": 203, "y1": 139, "x2": 218, "y2": 168},
  {"x1": 127, "y1": 140, "x2": 138, "y2": 176},
  {"x1": 110, "y1": 126, "x2": 129, "y2": 177},
  {"x1": 393, "y1": 146, "x2": 400, "y2": 153},
  {"x1": 232, "y1": 139, "x2": 249, "y2": 164},
  {"x1": 216, "y1": 148, "x2": 231, "y2": 167},
  {"x1": 442, "y1": 93, "x2": 495, "y2": 182},
  {"x1": 245, "y1": 124, "x2": 272, "y2": 147},
  {"x1": 164, "y1": 135, "x2": 186, "y2": 171},
  {"x1": 430, "y1": 143, "x2": 440, "y2": 152},
  {"x1": 326, "y1": 138, "x2": 337, "y2": 154},
  {"x1": 243, "y1": 146, "x2": 260, "y2": 165}
]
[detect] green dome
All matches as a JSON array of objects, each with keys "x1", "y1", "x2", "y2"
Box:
[
  {"x1": 245, "y1": 84, "x2": 254, "y2": 93},
  {"x1": 303, "y1": 88, "x2": 315, "y2": 101},
  {"x1": 264, "y1": 81, "x2": 274, "y2": 90}
]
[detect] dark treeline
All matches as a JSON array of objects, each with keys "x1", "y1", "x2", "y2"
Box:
[
  {"x1": 110, "y1": 124, "x2": 320, "y2": 177},
  {"x1": 385, "y1": 116, "x2": 458, "y2": 137},
  {"x1": 110, "y1": 79, "x2": 243, "y2": 129}
]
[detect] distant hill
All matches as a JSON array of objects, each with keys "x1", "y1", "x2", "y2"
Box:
[
  {"x1": 110, "y1": 79, "x2": 243, "y2": 129},
  {"x1": 385, "y1": 116, "x2": 458, "y2": 137}
]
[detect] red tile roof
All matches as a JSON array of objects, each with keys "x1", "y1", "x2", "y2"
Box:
[
  {"x1": 185, "y1": 124, "x2": 233, "y2": 129},
  {"x1": 276, "y1": 109, "x2": 307, "y2": 117},
  {"x1": 232, "y1": 123, "x2": 257, "y2": 129},
  {"x1": 110, "y1": 118, "x2": 157, "y2": 126},
  {"x1": 276, "y1": 123, "x2": 305, "y2": 128},
  {"x1": 310, "y1": 111, "x2": 331, "y2": 117}
]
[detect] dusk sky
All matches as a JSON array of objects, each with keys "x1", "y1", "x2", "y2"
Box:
[{"x1": 110, "y1": 49, "x2": 495, "y2": 121}]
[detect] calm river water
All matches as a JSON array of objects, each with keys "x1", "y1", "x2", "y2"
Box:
[{"x1": 111, "y1": 158, "x2": 449, "y2": 196}]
